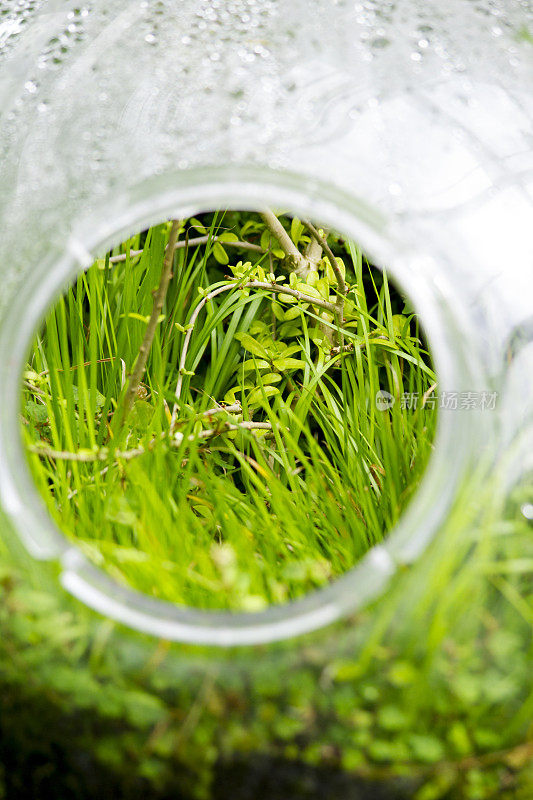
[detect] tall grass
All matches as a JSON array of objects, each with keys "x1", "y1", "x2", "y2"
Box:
[{"x1": 21, "y1": 211, "x2": 437, "y2": 610}]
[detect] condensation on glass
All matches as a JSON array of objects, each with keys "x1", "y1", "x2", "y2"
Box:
[{"x1": 0, "y1": 0, "x2": 531, "y2": 646}]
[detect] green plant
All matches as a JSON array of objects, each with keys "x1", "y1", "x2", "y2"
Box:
[
  {"x1": 0, "y1": 473, "x2": 531, "y2": 800},
  {"x1": 21, "y1": 209, "x2": 437, "y2": 610}
]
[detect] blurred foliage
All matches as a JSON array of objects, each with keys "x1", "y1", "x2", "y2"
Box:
[{"x1": 0, "y1": 473, "x2": 531, "y2": 799}]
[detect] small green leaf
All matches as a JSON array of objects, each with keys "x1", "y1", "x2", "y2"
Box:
[
  {"x1": 121, "y1": 312, "x2": 145, "y2": 322},
  {"x1": 217, "y1": 231, "x2": 239, "y2": 243},
  {"x1": 448, "y1": 722, "x2": 471, "y2": 756},
  {"x1": 387, "y1": 661, "x2": 418, "y2": 687},
  {"x1": 224, "y1": 388, "x2": 239, "y2": 404},
  {"x1": 247, "y1": 386, "x2": 280, "y2": 404},
  {"x1": 271, "y1": 301, "x2": 285, "y2": 321},
  {"x1": 408, "y1": 734, "x2": 445, "y2": 763},
  {"x1": 377, "y1": 705, "x2": 409, "y2": 732},
  {"x1": 326, "y1": 256, "x2": 346, "y2": 285},
  {"x1": 392, "y1": 314, "x2": 410, "y2": 338},
  {"x1": 249, "y1": 320, "x2": 269, "y2": 335},
  {"x1": 296, "y1": 282, "x2": 322, "y2": 300},
  {"x1": 317, "y1": 277, "x2": 330, "y2": 299},
  {"x1": 291, "y1": 217, "x2": 304, "y2": 245},
  {"x1": 240, "y1": 220, "x2": 258, "y2": 237},
  {"x1": 189, "y1": 217, "x2": 207, "y2": 234},
  {"x1": 284, "y1": 306, "x2": 303, "y2": 321},
  {"x1": 273, "y1": 357, "x2": 303, "y2": 371},
  {"x1": 234, "y1": 332, "x2": 269, "y2": 359},
  {"x1": 278, "y1": 323, "x2": 302, "y2": 337},
  {"x1": 283, "y1": 344, "x2": 303, "y2": 357},
  {"x1": 330, "y1": 660, "x2": 364, "y2": 682},
  {"x1": 260, "y1": 228, "x2": 272, "y2": 251},
  {"x1": 213, "y1": 241, "x2": 229, "y2": 264},
  {"x1": 240, "y1": 359, "x2": 270, "y2": 372},
  {"x1": 279, "y1": 293, "x2": 298, "y2": 304},
  {"x1": 174, "y1": 322, "x2": 193, "y2": 333},
  {"x1": 122, "y1": 312, "x2": 165, "y2": 324}
]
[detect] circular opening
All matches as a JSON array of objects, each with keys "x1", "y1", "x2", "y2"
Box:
[
  {"x1": 21, "y1": 208, "x2": 438, "y2": 614},
  {"x1": 0, "y1": 172, "x2": 475, "y2": 645}
]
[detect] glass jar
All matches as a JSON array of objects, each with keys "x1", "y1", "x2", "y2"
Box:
[{"x1": 0, "y1": 0, "x2": 531, "y2": 650}]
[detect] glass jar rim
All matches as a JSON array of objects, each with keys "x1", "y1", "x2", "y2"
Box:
[{"x1": 0, "y1": 166, "x2": 478, "y2": 646}]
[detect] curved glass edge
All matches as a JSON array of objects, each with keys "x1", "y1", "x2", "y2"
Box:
[{"x1": 0, "y1": 169, "x2": 483, "y2": 646}]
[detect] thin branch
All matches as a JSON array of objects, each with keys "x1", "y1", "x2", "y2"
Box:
[
  {"x1": 269, "y1": 247, "x2": 277, "y2": 340},
  {"x1": 171, "y1": 283, "x2": 236, "y2": 427},
  {"x1": 38, "y1": 356, "x2": 126, "y2": 379},
  {"x1": 23, "y1": 381, "x2": 46, "y2": 396},
  {"x1": 260, "y1": 210, "x2": 300, "y2": 259},
  {"x1": 28, "y1": 420, "x2": 272, "y2": 463},
  {"x1": 328, "y1": 342, "x2": 355, "y2": 357},
  {"x1": 260, "y1": 209, "x2": 307, "y2": 276},
  {"x1": 108, "y1": 236, "x2": 265, "y2": 264},
  {"x1": 115, "y1": 219, "x2": 182, "y2": 432},
  {"x1": 304, "y1": 220, "x2": 347, "y2": 295},
  {"x1": 303, "y1": 224, "x2": 335, "y2": 345},
  {"x1": 173, "y1": 421, "x2": 272, "y2": 445},
  {"x1": 304, "y1": 220, "x2": 348, "y2": 347},
  {"x1": 304, "y1": 225, "x2": 329, "y2": 272},
  {"x1": 28, "y1": 445, "x2": 115, "y2": 463},
  {"x1": 202, "y1": 402, "x2": 242, "y2": 417},
  {"x1": 171, "y1": 280, "x2": 338, "y2": 419},
  {"x1": 247, "y1": 281, "x2": 336, "y2": 312}
]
